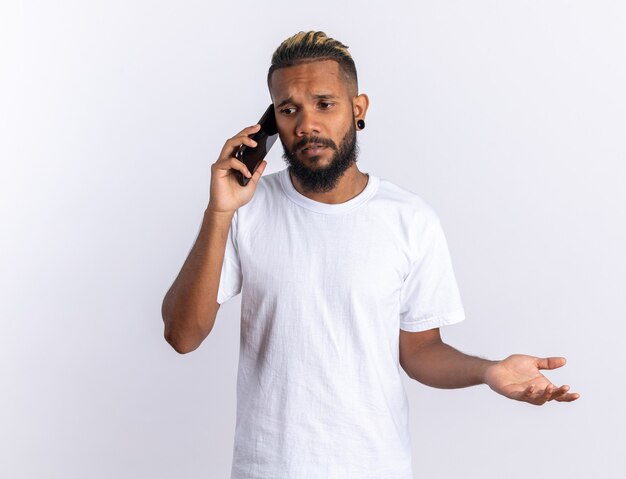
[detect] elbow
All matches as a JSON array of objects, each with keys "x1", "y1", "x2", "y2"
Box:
[
  {"x1": 162, "y1": 311, "x2": 213, "y2": 355},
  {"x1": 400, "y1": 361, "x2": 418, "y2": 381},
  {"x1": 168, "y1": 342, "x2": 197, "y2": 355},
  {"x1": 161, "y1": 297, "x2": 218, "y2": 354},
  {"x1": 399, "y1": 346, "x2": 434, "y2": 383},
  {"x1": 399, "y1": 349, "x2": 421, "y2": 381},
  {"x1": 400, "y1": 357, "x2": 431, "y2": 384},
  {"x1": 164, "y1": 327, "x2": 200, "y2": 354},
  {"x1": 161, "y1": 312, "x2": 196, "y2": 355},
  {"x1": 161, "y1": 299, "x2": 198, "y2": 354}
]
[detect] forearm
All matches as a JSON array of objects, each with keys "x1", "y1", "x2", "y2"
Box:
[
  {"x1": 402, "y1": 341, "x2": 499, "y2": 389},
  {"x1": 162, "y1": 208, "x2": 234, "y2": 353}
]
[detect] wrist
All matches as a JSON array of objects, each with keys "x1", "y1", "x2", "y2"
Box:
[
  {"x1": 479, "y1": 359, "x2": 500, "y2": 385},
  {"x1": 205, "y1": 205, "x2": 236, "y2": 219}
]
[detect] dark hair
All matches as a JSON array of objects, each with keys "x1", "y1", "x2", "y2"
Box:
[{"x1": 267, "y1": 31, "x2": 358, "y2": 94}]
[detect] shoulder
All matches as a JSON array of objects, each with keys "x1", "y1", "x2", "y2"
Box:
[
  {"x1": 373, "y1": 176, "x2": 441, "y2": 225},
  {"x1": 254, "y1": 169, "x2": 282, "y2": 197},
  {"x1": 237, "y1": 169, "x2": 283, "y2": 214}
]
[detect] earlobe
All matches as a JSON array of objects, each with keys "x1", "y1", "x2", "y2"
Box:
[{"x1": 354, "y1": 93, "x2": 369, "y2": 130}]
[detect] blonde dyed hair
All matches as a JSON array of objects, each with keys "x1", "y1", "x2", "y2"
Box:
[{"x1": 267, "y1": 31, "x2": 358, "y2": 94}]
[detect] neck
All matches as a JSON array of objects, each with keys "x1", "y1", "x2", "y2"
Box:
[{"x1": 288, "y1": 164, "x2": 370, "y2": 204}]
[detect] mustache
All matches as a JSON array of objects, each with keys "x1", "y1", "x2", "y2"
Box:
[{"x1": 292, "y1": 136, "x2": 337, "y2": 152}]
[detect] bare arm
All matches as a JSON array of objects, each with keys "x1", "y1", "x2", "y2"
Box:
[
  {"x1": 399, "y1": 328, "x2": 580, "y2": 404},
  {"x1": 399, "y1": 328, "x2": 496, "y2": 388},
  {"x1": 161, "y1": 209, "x2": 234, "y2": 354},
  {"x1": 161, "y1": 123, "x2": 267, "y2": 354}
]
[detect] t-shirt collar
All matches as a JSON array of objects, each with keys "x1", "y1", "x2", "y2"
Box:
[{"x1": 279, "y1": 167, "x2": 380, "y2": 214}]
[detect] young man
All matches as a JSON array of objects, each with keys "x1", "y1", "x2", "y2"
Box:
[{"x1": 162, "y1": 31, "x2": 579, "y2": 479}]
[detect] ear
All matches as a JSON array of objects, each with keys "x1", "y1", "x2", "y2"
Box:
[{"x1": 352, "y1": 93, "x2": 369, "y2": 122}]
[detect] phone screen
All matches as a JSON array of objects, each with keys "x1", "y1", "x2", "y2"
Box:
[{"x1": 235, "y1": 104, "x2": 278, "y2": 186}]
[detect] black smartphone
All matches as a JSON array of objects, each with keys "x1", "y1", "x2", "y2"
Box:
[{"x1": 235, "y1": 104, "x2": 278, "y2": 186}]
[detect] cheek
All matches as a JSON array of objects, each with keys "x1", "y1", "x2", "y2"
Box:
[
  {"x1": 339, "y1": 105, "x2": 356, "y2": 127},
  {"x1": 275, "y1": 117, "x2": 287, "y2": 133},
  {"x1": 332, "y1": 112, "x2": 354, "y2": 140},
  {"x1": 276, "y1": 121, "x2": 293, "y2": 142}
]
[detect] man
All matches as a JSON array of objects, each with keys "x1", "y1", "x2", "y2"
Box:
[{"x1": 162, "y1": 31, "x2": 579, "y2": 479}]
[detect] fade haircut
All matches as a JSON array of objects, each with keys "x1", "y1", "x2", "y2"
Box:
[{"x1": 267, "y1": 31, "x2": 358, "y2": 95}]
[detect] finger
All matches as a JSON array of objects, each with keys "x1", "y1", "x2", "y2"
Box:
[
  {"x1": 555, "y1": 392, "x2": 580, "y2": 402},
  {"x1": 232, "y1": 135, "x2": 259, "y2": 147},
  {"x1": 220, "y1": 135, "x2": 259, "y2": 159},
  {"x1": 537, "y1": 357, "x2": 567, "y2": 370},
  {"x1": 218, "y1": 125, "x2": 261, "y2": 158},
  {"x1": 524, "y1": 384, "x2": 547, "y2": 406},
  {"x1": 214, "y1": 157, "x2": 252, "y2": 178},
  {"x1": 549, "y1": 384, "x2": 570, "y2": 400},
  {"x1": 248, "y1": 160, "x2": 267, "y2": 185},
  {"x1": 233, "y1": 123, "x2": 261, "y2": 137},
  {"x1": 521, "y1": 383, "x2": 536, "y2": 401},
  {"x1": 539, "y1": 384, "x2": 556, "y2": 403}
]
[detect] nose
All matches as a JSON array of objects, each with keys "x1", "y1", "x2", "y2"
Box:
[{"x1": 295, "y1": 107, "x2": 320, "y2": 137}]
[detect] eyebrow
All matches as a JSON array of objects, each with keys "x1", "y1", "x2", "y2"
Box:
[{"x1": 276, "y1": 93, "x2": 338, "y2": 109}]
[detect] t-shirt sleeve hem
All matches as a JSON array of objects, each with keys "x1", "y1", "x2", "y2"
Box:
[
  {"x1": 399, "y1": 308, "x2": 466, "y2": 332},
  {"x1": 217, "y1": 288, "x2": 240, "y2": 305},
  {"x1": 216, "y1": 256, "x2": 242, "y2": 305}
]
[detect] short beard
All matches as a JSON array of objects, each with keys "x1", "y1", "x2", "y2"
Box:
[{"x1": 281, "y1": 121, "x2": 359, "y2": 193}]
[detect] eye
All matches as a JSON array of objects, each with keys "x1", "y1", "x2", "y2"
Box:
[
  {"x1": 280, "y1": 107, "x2": 297, "y2": 116},
  {"x1": 318, "y1": 101, "x2": 334, "y2": 110}
]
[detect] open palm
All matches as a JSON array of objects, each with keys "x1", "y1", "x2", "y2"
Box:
[{"x1": 484, "y1": 354, "x2": 580, "y2": 405}]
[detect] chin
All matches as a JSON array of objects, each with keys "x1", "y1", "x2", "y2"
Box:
[
  {"x1": 292, "y1": 153, "x2": 332, "y2": 168},
  {"x1": 302, "y1": 157, "x2": 333, "y2": 168},
  {"x1": 280, "y1": 128, "x2": 358, "y2": 193}
]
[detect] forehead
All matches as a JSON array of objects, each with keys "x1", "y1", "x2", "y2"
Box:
[{"x1": 269, "y1": 60, "x2": 350, "y2": 102}]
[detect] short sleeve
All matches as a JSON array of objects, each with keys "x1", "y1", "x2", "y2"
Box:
[
  {"x1": 216, "y1": 210, "x2": 243, "y2": 305},
  {"x1": 399, "y1": 214, "x2": 465, "y2": 332}
]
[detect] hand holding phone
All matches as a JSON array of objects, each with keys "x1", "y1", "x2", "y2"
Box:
[
  {"x1": 235, "y1": 104, "x2": 278, "y2": 186},
  {"x1": 208, "y1": 124, "x2": 267, "y2": 215}
]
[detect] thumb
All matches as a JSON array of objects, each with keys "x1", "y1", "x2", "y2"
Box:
[
  {"x1": 537, "y1": 356, "x2": 567, "y2": 370},
  {"x1": 250, "y1": 160, "x2": 267, "y2": 184}
]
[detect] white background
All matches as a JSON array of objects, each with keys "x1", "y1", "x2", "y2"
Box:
[{"x1": 2, "y1": 1, "x2": 625, "y2": 478}]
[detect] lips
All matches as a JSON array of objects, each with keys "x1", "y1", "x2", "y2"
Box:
[
  {"x1": 301, "y1": 143, "x2": 327, "y2": 152},
  {"x1": 300, "y1": 145, "x2": 328, "y2": 158}
]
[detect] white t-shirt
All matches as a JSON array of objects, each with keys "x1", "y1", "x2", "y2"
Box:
[{"x1": 217, "y1": 167, "x2": 465, "y2": 479}]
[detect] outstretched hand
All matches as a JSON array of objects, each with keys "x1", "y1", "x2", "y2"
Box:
[{"x1": 484, "y1": 354, "x2": 580, "y2": 405}]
